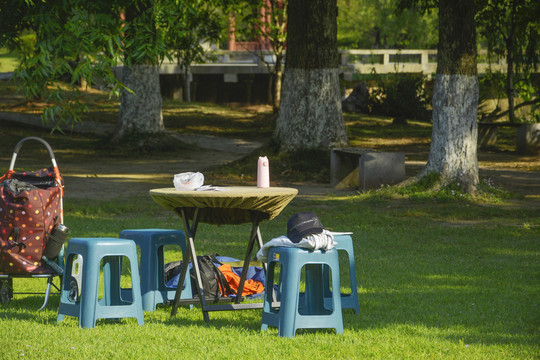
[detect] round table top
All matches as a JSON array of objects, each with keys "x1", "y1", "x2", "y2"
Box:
[{"x1": 149, "y1": 186, "x2": 298, "y2": 225}]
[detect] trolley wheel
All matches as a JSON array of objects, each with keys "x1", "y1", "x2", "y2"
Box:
[
  {"x1": 68, "y1": 276, "x2": 79, "y2": 301},
  {"x1": 0, "y1": 279, "x2": 13, "y2": 305}
]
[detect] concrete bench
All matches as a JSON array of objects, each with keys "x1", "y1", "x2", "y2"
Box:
[
  {"x1": 517, "y1": 123, "x2": 540, "y2": 155},
  {"x1": 330, "y1": 148, "x2": 405, "y2": 190},
  {"x1": 478, "y1": 122, "x2": 501, "y2": 148},
  {"x1": 478, "y1": 122, "x2": 523, "y2": 149},
  {"x1": 478, "y1": 122, "x2": 539, "y2": 154}
]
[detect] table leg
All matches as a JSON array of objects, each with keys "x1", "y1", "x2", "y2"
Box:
[
  {"x1": 170, "y1": 208, "x2": 210, "y2": 322},
  {"x1": 170, "y1": 245, "x2": 191, "y2": 316},
  {"x1": 235, "y1": 212, "x2": 263, "y2": 304},
  {"x1": 255, "y1": 226, "x2": 267, "y2": 273}
]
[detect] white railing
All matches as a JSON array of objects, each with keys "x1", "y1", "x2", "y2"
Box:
[
  {"x1": 158, "y1": 49, "x2": 510, "y2": 77},
  {"x1": 338, "y1": 49, "x2": 507, "y2": 80}
]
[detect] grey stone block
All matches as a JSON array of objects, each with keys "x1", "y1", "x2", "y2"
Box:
[
  {"x1": 517, "y1": 123, "x2": 540, "y2": 155},
  {"x1": 331, "y1": 148, "x2": 371, "y2": 188},
  {"x1": 330, "y1": 148, "x2": 405, "y2": 190},
  {"x1": 359, "y1": 152, "x2": 405, "y2": 190}
]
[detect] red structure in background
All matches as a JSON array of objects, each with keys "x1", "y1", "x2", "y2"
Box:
[{"x1": 227, "y1": 0, "x2": 280, "y2": 51}]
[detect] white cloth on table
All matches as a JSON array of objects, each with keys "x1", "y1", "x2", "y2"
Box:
[{"x1": 256, "y1": 230, "x2": 352, "y2": 262}]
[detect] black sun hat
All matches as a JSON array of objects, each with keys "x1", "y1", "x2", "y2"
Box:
[{"x1": 287, "y1": 211, "x2": 325, "y2": 243}]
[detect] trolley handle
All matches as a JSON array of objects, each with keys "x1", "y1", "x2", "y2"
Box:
[
  {"x1": 6, "y1": 137, "x2": 62, "y2": 191},
  {"x1": 4, "y1": 137, "x2": 64, "y2": 224},
  {"x1": 9, "y1": 136, "x2": 58, "y2": 171}
]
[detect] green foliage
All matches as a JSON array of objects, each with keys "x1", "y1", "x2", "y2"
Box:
[
  {"x1": 478, "y1": 70, "x2": 506, "y2": 104},
  {"x1": 478, "y1": 70, "x2": 540, "y2": 123},
  {"x1": 515, "y1": 74, "x2": 540, "y2": 123},
  {"x1": 476, "y1": 0, "x2": 540, "y2": 122},
  {"x1": 3, "y1": 1, "x2": 127, "y2": 130},
  {"x1": 337, "y1": 0, "x2": 438, "y2": 49},
  {"x1": 122, "y1": 2, "x2": 164, "y2": 66},
  {"x1": 161, "y1": 0, "x2": 224, "y2": 103},
  {"x1": 477, "y1": 0, "x2": 540, "y2": 73},
  {"x1": 369, "y1": 72, "x2": 431, "y2": 121},
  {"x1": 234, "y1": 0, "x2": 287, "y2": 49},
  {"x1": 476, "y1": 177, "x2": 516, "y2": 199},
  {"x1": 0, "y1": 0, "x2": 230, "y2": 130},
  {"x1": 9, "y1": 32, "x2": 36, "y2": 58}
]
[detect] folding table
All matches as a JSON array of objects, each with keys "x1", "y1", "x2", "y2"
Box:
[{"x1": 149, "y1": 186, "x2": 297, "y2": 322}]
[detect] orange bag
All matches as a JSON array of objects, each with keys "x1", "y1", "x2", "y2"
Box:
[{"x1": 217, "y1": 264, "x2": 264, "y2": 297}]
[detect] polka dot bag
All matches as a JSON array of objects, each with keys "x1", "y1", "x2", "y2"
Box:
[{"x1": 0, "y1": 137, "x2": 63, "y2": 275}]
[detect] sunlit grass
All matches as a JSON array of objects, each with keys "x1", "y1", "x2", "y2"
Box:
[
  {"x1": 0, "y1": 87, "x2": 538, "y2": 358},
  {"x1": 1, "y1": 193, "x2": 538, "y2": 359},
  {"x1": 0, "y1": 48, "x2": 19, "y2": 72}
]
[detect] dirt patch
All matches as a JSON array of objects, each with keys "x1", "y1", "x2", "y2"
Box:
[
  {"x1": 58, "y1": 156, "x2": 539, "y2": 202},
  {"x1": 59, "y1": 148, "x2": 251, "y2": 200},
  {"x1": 1, "y1": 111, "x2": 538, "y2": 201}
]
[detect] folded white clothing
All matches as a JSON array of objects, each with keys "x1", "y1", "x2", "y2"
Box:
[{"x1": 256, "y1": 229, "x2": 347, "y2": 262}]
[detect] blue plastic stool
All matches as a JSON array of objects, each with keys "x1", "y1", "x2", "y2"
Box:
[
  {"x1": 57, "y1": 238, "x2": 144, "y2": 329},
  {"x1": 327, "y1": 234, "x2": 360, "y2": 314},
  {"x1": 261, "y1": 247, "x2": 343, "y2": 338},
  {"x1": 119, "y1": 229, "x2": 193, "y2": 311}
]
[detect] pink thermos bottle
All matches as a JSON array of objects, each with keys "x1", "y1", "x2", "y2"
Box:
[{"x1": 257, "y1": 156, "x2": 270, "y2": 188}]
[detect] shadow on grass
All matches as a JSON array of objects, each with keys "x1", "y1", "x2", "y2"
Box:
[
  {"x1": 0, "y1": 294, "x2": 60, "y2": 321},
  {"x1": 348, "y1": 233, "x2": 538, "y2": 347}
]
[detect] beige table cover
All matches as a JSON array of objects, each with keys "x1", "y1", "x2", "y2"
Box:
[{"x1": 149, "y1": 186, "x2": 298, "y2": 225}]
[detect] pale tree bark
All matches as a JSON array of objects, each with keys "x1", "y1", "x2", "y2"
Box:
[
  {"x1": 112, "y1": 2, "x2": 165, "y2": 143},
  {"x1": 113, "y1": 65, "x2": 165, "y2": 141},
  {"x1": 273, "y1": 0, "x2": 347, "y2": 151},
  {"x1": 421, "y1": 0, "x2": 479, "y2": 192}
]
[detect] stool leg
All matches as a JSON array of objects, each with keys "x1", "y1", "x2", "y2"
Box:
[
  {"x1": 331, "y1": 261, "x2": 344, "y2": 334},
  {"x1": 347, "y1": 249, "x2": 360, "y2": 314},
  {"x1": 261, "y1": 261, "x2": 275, "y2": 331},
  {"x1": 79, "y1": 254, "x2": 99, "y2": 329},
  {"x1": 278, "y1": 262, "x2": 300, "y2": 338},
  {"x1": 304, "y1": 264, "x2": 326, "y2": 314},
  {"x1": 325, "y1": 237, "x2": 360, "y2": 315},
  {"x1": 128, "y1": 252, "x2": 145, "y2": 325},
  {"x1": 57, "y1": 252, "x2": 75, "y2": 323},
  {"x1": 102, "y1": 256, "x2": 123, "y2": 306}
]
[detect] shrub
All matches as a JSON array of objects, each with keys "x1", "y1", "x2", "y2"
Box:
[{"x1": 369, "y1": 72, "x2": 431, "y2": 122}]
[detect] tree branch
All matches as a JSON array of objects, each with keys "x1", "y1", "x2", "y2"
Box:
[{"x1": 481, "y1": 98, "x2": 540, "y2": 121}]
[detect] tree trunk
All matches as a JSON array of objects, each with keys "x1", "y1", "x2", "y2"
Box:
[
  {"x1": 273, "y1": 0, "x2": 347, "y2": 151},
  {"x1": 113, "y1": 65, "x2": 165, "y2": 140},
  {"x1": 421, "y1": 0, "x2": 479, "y2": 192},
  {"x1": 184, "y1": 65, "x2": 191, "y2": 103},
  {"x1": 272, "y1": 53, "x2": 283, "y2": 113},
  {"x1": 506, "y1": 1, "x2": 517, "y2": 123},
  {"x1": 506, "y1": 46, "x2": 516, "y2": 123}
]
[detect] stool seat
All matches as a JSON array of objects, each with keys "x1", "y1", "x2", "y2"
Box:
[
  {"x1": 57, "y1": 238, "x2": 144, "y2": 328},
  {"x1": 261, "y1": 247, "x2": 343, "y2": 338},
  {"x1": 120, "y1": 229, "x2": 192, "y2": 311}
]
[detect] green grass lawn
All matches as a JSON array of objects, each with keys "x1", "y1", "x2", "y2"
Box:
[
  {"x1": 0, "y1": 193, "x2": 538, "y2": 359},
  {"x1": 0, "y1": 81, "x2": 538, "y2": 359},
  {"x1": 0, "y1": 48, "x2": 19, "y2": 72}
]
